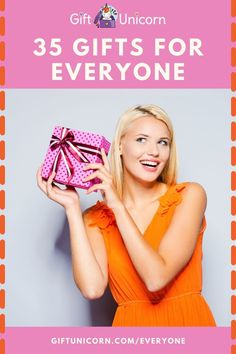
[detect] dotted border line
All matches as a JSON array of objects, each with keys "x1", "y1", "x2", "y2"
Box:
[
  {"x1": 232, "y1": 1, "x2": 236, "y2": 353},
  {"x1": 0, "y1": 0, "x2": 5, "y2": 353},
  {"x1": 0, "y1": 1, "x2": 230, "y2": 353}
]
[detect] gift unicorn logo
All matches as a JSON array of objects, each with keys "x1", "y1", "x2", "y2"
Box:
[{"x1": 94, "y1": 4, "x2": 118, "y2": 28}]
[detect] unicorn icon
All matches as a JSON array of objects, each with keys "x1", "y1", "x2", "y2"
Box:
[{"x1": 94, "y1": 4, "x2": 118, "y2": 28}]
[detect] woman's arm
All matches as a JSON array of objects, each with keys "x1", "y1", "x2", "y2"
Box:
[
  {"x1": 66, "y1": 205, "x2": 108, "y2": 299},
  {"x1": 111, "y1": 183, "x2": 206, "y2": 292},
  {"x1": 36, "y1": 167, "x2": 108, "y2": 299},
  {"x1": 83, "y1": 154, "x2": 206, "y2": 292}
]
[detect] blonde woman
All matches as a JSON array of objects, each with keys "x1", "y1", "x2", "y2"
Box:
[{"x1": 37, "y1": 105, "x2": 216, "y2": 326}]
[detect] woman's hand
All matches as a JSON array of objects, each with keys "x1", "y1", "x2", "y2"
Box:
[
  {"x1": 37, "y1": 165, "x2": 108, "y2": 299},
  {"x1": 36, "y1": 166, "x2": 80, "y2": 211},
  {"x1": 82, "y1": 148, "x2": 122, "y2": 210}
]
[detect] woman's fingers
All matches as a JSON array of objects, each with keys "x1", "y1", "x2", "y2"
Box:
[
  {"x1": 83, "y1": 162, "x2": 106, "y2": 172},
  {"x1": 83, "y1": 169, "x2": 111, "y2": 183},
  {"x1": 83, "y1": 153, "x2": 113, "y2": 195},
  {"x1": 46, "y1": 171, "x2": 56, "y2": 198},
  {"x1": 37, "y1": 167, "x2": 63, "y2": 196},
  {"x1": 36, "y1": 166, "x2": 48, "y2": 194},
  {"x1": 36, "y1": 166, "x2": 43, "y2": 185},
  {"x1": 37, "y1": 166, "x2": 80, "y2": 210},
  {"x1": 101, "y1": 148, "x2": 110, "y2": 171},
  {"x1": 37, "y1": 165, "x2": 42, "y2": 176},
  {"x1": 86, "y1": 183, "x2": 105, "y2": 195},
  {"x1": 83, "y1": 158, "x2": 111, "y2": 177}
]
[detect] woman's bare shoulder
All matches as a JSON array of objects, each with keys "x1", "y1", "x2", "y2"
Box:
[
  {"x1": 178, "y1": 181, "x2": 207, "y2": 210},
  {"x1": 182, "y1": 182, "x2": 207, "y2": 198}
]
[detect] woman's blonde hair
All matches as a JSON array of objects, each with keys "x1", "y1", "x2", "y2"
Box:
[{"x1": 110, "y1": 104, "x2": 178, "y2": 199}]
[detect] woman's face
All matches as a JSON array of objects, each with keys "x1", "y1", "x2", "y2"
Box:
[{"x1": 120, "y1": 116, "x2": 171, "y2": 185}]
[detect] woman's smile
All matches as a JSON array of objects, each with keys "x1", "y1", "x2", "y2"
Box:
[{"x1": 139, "y1": 158, "x2": 160, "y2": 172}]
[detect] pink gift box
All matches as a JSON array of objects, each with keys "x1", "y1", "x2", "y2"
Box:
[{"x1": 41, "y1": 126, "x2": 111, "y2": 190}]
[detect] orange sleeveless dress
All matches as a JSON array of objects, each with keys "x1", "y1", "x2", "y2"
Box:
[{"x1": 86, "y1": 182, "x2": 216, "y2": 326}]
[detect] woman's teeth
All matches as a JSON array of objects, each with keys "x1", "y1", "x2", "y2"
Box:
[{"x1": 140, "y1": 160, "x2": 159, "y2": 167}]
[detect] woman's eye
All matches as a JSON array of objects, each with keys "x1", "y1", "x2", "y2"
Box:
[
  {"x1": 158, "y1": 140, "x2": 168, "y2": 146},
  {"x1": 136, "y1": 137, "x2": 146, "y2": 143}
]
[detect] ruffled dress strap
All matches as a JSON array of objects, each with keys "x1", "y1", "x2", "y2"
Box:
[
  {"x1": 158, "y1": 182, "x2": 189, "y2": 216},
  {"x1": 85, "y1": 201, "x2": 116, "y2": 230}
]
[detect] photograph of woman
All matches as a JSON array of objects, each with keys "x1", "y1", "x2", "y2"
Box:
[{"x1": 37, "y1": 104, "x2": 216, "y2": 327}]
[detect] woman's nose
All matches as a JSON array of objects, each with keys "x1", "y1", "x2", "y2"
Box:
[{"x1": 146, "y1": 142, "x2": 159, "y2": 156}]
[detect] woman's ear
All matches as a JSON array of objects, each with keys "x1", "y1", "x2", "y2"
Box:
[{"x1": 119, "y1": 142, "x2": 122, "y2": 155}]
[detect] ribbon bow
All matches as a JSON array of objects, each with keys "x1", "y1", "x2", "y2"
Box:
[{"x1": 50, "y1": 127, "x2": 103, "y2": 183}]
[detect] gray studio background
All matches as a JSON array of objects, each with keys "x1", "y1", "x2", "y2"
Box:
[{"x1": 7, "y1": 89, "x2": 229, "y2": 326}]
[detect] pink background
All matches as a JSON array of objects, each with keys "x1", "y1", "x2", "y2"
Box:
[
  {"x1": 5, "y1": 0, "x2": 229, "y2": 88},
  {"x1": 5, "y1": 327, "x2": 230, "y2": 354}
]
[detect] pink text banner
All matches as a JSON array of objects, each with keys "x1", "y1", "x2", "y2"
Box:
[
  {"x1": 5, "y1": 0, "x2": 229, "y2": 88},
  {"x1": 6, "y1": 327, "x2": 230, "y2": 354}
]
